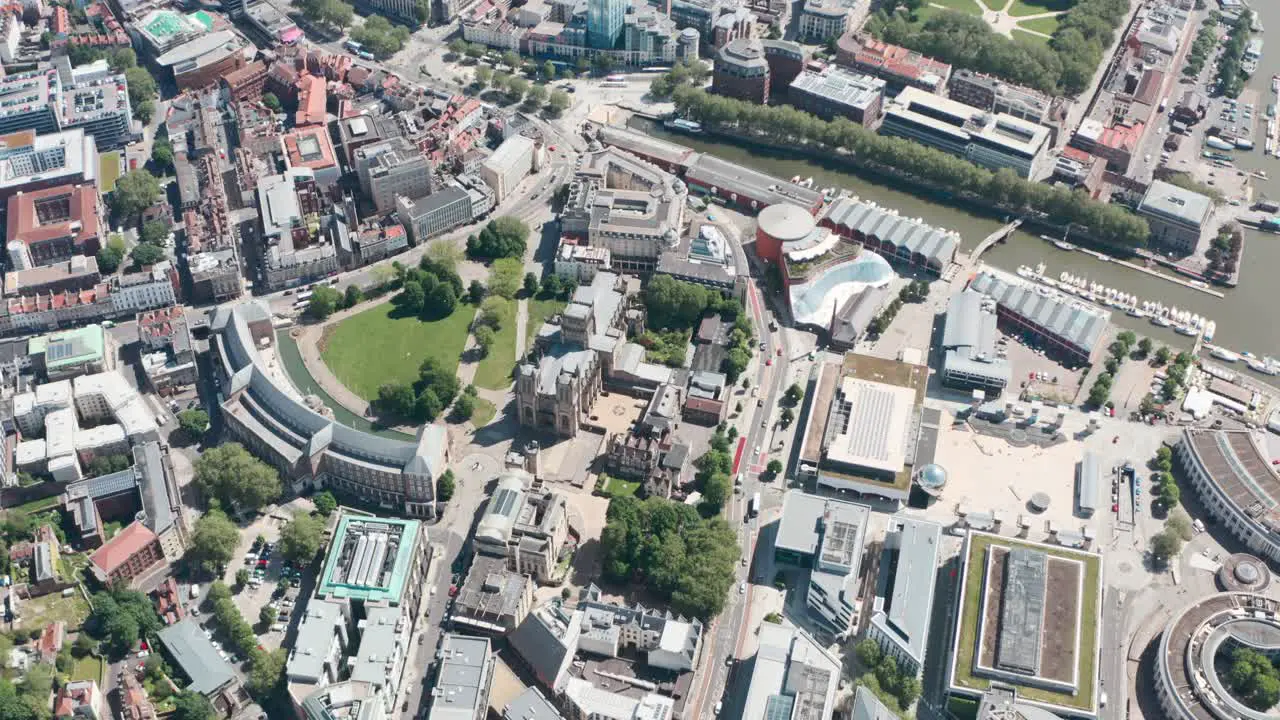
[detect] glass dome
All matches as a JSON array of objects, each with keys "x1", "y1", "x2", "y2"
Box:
[{"x1": 917, "y1": 463, "x2": 947, "y2": 489}]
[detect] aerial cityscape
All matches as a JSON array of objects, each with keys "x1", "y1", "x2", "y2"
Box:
[{"x1": 0, "y1": 0, "x2": 1274, "y2": 718}]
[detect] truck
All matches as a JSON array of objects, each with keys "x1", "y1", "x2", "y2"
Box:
[{"x1": 748, "y1": 492, "x2": 760, "y2": 518}]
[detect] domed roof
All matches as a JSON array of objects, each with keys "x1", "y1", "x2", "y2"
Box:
[
  {"x1": 917, "y1": 463, "x2": 948, "y2": 489},
  {"x1": 758, "y1": 202, "x2": 815, "y2": 243},
  {"x1": 1236, "y1": 563, "x2": 1262, "y2": 584}
]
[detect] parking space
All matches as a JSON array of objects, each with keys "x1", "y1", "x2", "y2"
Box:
[{"x1": 1000, "y1": 331, "x2": 1089, "y2": 404}]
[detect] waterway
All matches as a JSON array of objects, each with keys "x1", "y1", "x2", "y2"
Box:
[
  {"x1": 633, "y1": 38, "x2": 1280, "y2": 363},
  {"x1": 273, "y1": 330, "x2": 416, "y2": 441}
]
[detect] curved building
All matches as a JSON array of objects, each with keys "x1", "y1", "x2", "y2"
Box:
[
  {"x1": 755, "y1": 202, "x2": 816, "y2": 264},
  {"x1": 1176, "y1": 428, "x2": 1280, "y2": 563},
  {"x1": 1157, "y1": 592, "x2": 1280, "y2": 720},
  {"x1": 210, "y1": 302, "x2": 447, "y2": 518},
  {"x1": 819, "y1": 195, "x2": 959, "y2": 275},
  {"x1": 788, "y1": 250, "x2": 893, "y2": 331}
]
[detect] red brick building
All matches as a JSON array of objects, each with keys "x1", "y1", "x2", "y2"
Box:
[
  {"x1": 6, "y1": 184, "x2": 103, "y2": 267},
  {"x1": 89, "y1": 522, "x2": 164, "y2": 589},
  {"x1": 222, "y1": 61, "x2": 267, "y2": 102}
]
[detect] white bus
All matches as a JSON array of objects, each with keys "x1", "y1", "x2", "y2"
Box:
[
  {"x1": 296, "y1": 290, "x2": 313, "y2": 302},
  {"x1": 748, "y1": 492, "x2": 760, "y2": 518},
  {"x1": 293, "y1": 301, "x2": 310, "y2": 312},
  {"x1": 605, "y1": 73, "x2": 626, "y2": 82}
]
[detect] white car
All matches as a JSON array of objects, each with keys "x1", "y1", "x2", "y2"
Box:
[{"x1": 739, "y1": 582, "x2": 746, "y2": 594}]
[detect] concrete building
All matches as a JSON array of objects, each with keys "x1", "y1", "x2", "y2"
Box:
[
  {"x1": 396, "y1": 186, "x2": 472, "y2": 244},
  {"x1": 967, "y1": 266, "x2": 1110, "y2": 366},
  {"x1": 0, "y1": 129, "x2": 98, "y2": 203},
  {"x1": 797, "y1": 0, "x2": 848, "y2": 43},
  {"x1": 110, "y1": 262, "x2": 177, "y2": 314},
  {"x1": 947, "y1": 69, "x2": 1055, "y2": 126},
  {"x1": 152, "y1": 32, "x2": 248, "y2": 91},
  {"x1": 474, "y1": 471, "x2": 570, "y2": 583},
  {"x1": 713, "y1": 38, "x2": 771, "y2": 104},
  {"x1": 881, "y1": 87, "x2": 1050, "y2": 179},
  {"x1": 281, "y1": 125, "x2": 341, "y2": 192},
  {"x1": 354, "y1": 138, "x2": 432, "y2": 213},
  {"x1": 258, "y1": 170, "x2": 339, "y2": 290},
  {"x1": 865, "y1": 516, "x2": 941, "y2": 677},
  {"x1": 774, "y1": 490, "x2": 869, "y2": 641},
  {"x1": 762, "y1": 39, "x2": 807, "y2": 90},
  {"x1": 29, "y1": 324, "x2": 112, "y2": 381},
  {"x1": 504, "y1": 687, "x2": 565, "y2": 720},
  {"x1": 742, "y1": 622, "x2": 841, "y2": 720},
  {"x1": 481, "y1": 135, "x2": 537, "y2": 202},
  {"x1": 211, "y1": 302, "x2": 449, "y2": 518},
  {"x1": 58, "y1": 61, "x2": 136, "y2": 151},
  {"x1": 1137, "y1": 179, "x2": 1212, "y2": 254},
  {"x1": 940, "y1": 289, "x2": 1011, "y2": 394},
  {"x1": 4, "y1": 255, "x2": 100, "y2": 297},
  {"x1": 1176, "y1": 428, "x2": 1280, "y2": 563},
  {"x1": 452, "y1": 554, "x2": 535, "y2": 634},
  {"x1": 429, "y1": 635, "x2": 494, "y2": 720},
  {"x1": 788, "y1": 67, "x2": 885, "y2": 125},
  {"x1": 559, "y1": 145, "x2": 686, "y2": 274},
  {"x1": 6, "y1": 183, "x2": 103, "y2": 269},
  {"x1": 53, "y1": 679, "x2": 107, "y2": 719}
]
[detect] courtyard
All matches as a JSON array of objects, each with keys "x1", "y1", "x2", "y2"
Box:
[{"x1": 318, "y1": 301, "x2": 476, "y2": 401}]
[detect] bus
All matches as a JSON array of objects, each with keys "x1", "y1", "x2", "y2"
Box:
[
  {"x1": 293, "y1": 301, "x2": 310, "y2": 312},
  {"x1": 604, "y1": 73, "x2": 626, "y2": 82},
  {"x1": 296, "y1": 290, "x2": 314, "y2": 302},
  {"x1": 748, "y1": 492, "x2": 760, "y2": 518},
  {"x1": 344, "y1": 40, "x2": 362, "y2": 53}
]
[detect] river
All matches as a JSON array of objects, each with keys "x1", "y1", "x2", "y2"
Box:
[{"x1": 631, "y1": 14, "x2": 1280, "y2": 364}]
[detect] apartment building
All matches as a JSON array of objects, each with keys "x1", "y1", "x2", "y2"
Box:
[{"x1": 354, "y1": 138, "x2": 433, "y2": 212}]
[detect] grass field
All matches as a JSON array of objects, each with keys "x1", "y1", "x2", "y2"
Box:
[
  {"x1": 1011, "y1": 27, "x2": 1050, "y2": 44},
  {"x1": 99, "y1": 152, "x2": 121, "y2": 193},
  {"x1": 8, "y1": 494, "x2": 61, "y2": 514},
  {"x1": 602, "y1": 476, "x2": 640, "y2": 498},
  {"x1": 17, "y1": 593, "x2": 90, "y2": 631},
  {"x1": 471, "y1": 398, "x2": 496, "y2": 427},
  {"x1": 952, "y1": 533, "x2": 1099, "y2": 711},
  {"x1": 1018, "y1": 14, "x2": 1062, "y2": 34},
  {"x1": 320, "y1": 302, "x2": 475, "y2": 401},
  {"x1": 473, "y1": 299, "x2": 518, "y2": 390},
  {"x1": 929, "y1": 0, "x2": 983, "y2": 12},
  {"x1": 71, "y1": 655, "x2": 104, "y2": 684},
  {"x1": 1007, "y1": 0, "x2": 1074, "y2": 16},
  {"x1": 526, "y1": 296, "x2": 567, "y2": 347}
]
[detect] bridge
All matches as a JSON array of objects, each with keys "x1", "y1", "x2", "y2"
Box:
[{"x1": 970, "y1": 219, "x2": 1024, "y2": 262}]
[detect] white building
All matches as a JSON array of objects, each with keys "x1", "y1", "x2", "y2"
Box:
[
  {"x1": 73, "y1": 424, "x2": 128, "y2": 463},
  {"x1": 480, "y1": 135, "x2": 538, "y2": 202},
  {"x1": 111, "y1": 262, "x2": 177, "y2": 314}
]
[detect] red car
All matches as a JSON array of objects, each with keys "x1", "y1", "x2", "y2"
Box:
[
  {"x1": 766, "y1": 359, "x2": 773, "y2": 366},
  {"x1": 1112, "y1": 503, "x2": 1119, "y2": 512}
]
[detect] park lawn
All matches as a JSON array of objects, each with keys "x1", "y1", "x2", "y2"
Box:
[
  {"x1": 1007, "y1": 0, "x2": 1074, "y2": 15},
  {"x1": 928, "y1": 0, "x2": 984, "y2": 14},
  {"x1": 99, "y1": 152, "x2": 121, "y2": 193},
  {"x1": 1018, "y1": 14, "x2": 1062, "y2": 35},
  {"x1": 473, "y1": 299, "x2": 518, "y2": 391},
  {"x1": 471, "y1": 397, "x2": 496, "y2": 427},
  {"x1": 320, "y1": 302, "x2": 476, "y2": 401},
  {"x1": 526, "y1": 296, "x2": 568, "y2": 347},
  {"x1": 8, "y1": 494, "x2": 61, "y2": 514},
  {"x1": 906, "y1": 4, "x2": 943, "y2": 28},
  {"x1": 71, "y1": 655, "x2": 104, "y2": 684},
  {"x1": 17, "y1": 593, "x2": 90, "y2": 631},
  {"x1": 1012, "y1": 27, "x2": 1050, "y2": 45},
  {"x1": 602, "y1": 476, "x2": 640, "y2": 498}
]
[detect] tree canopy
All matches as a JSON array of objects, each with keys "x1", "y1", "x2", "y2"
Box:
[
  {"x1": 193, "y1": 443, "x2": 282, "y2": 513},
  {"x1": 488, "y1": 258, "x2": 524, "y2": 299},
  {"x1": 279, "y1": 513, "x2": 324, "y2": 565},
  {"x1": 112, "y1": 170, "x2": 161, "y2": 219},
  {"x1": 349, "y1": 15, "x2": 410, "y2": 58},
  {"x1": 308, "y1": 286, "x2": 343, "y2": 319},
  {"x1": 467, "y1": 217, "x2": 529, "y2": 259},
  {"x1": 1227, "y1": 645, "x2": 1280, "y2": 711},
  {"x1": 130, "y1": 241, "x2": 165, "y2": 267},
  {"x1": 601, "y1": 496, "x2": 739, "y2": 619},
  {"x1": 188, "y1": 509, "x2": 240, "y2": 574},
  {"x1": 87, "y1": 588, "x2": 162, "y2": 658}
]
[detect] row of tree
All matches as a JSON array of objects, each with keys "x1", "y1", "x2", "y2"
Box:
[
  {"x1": 853, "y1": 639, "x2": 922, "y2": 711},
  {"x1": 1217, "y1": 11, "x2": 1254, "y2": 98},
  {"x1": 869, "y1": 0, "x2": 1127, "y2": 96},
  {"x1": 670, "y1": 86, "x2": 1151, "y2": 249},
  {"x1": 472, "y1": 69, "x2": 571, "y2": 113},
  {"x1": 206, "y1": 582, "x2": 287, "y2": 698},
  {"x1": 600, "y1": 496, "x2": 739, "y2": 619}
]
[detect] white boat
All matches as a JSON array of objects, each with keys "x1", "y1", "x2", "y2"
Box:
[
  {"x1": 1203, "y1": 320, "x2": 1216, "y2": 341},
  {"x1": 1152, "y1": 315, "x2": 1173, "y2": 327},
  {"x1": 1053, "y1": 240, "x2": 1076, "y2": 251},
  {"x1": 1247, "y1": 357, "x2": 1271, "y2": 373},
  {"x1": 1211, "y1": 346, "x2": 1240, "y2": 362},
  {"x1": 1175, "y1": 325, "x2": 1198, "y2": 336},
  {"x1": 1127, "y1": 307, "x2": 1148, "y2": 319}
]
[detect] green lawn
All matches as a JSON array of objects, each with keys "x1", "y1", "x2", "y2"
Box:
[
  {"x1": 929, "y1": 0, "x2": 983, "y2": 13},
  {"x1": 471, "y1": 397, "x2": 496, "y2": 427},
  {"x1": 1011, "y1": 27, "x2": 1050, "y2": 44},
  {"x1": 906, "y1": 3, "x2": 943, "y2": 28},
  {"x1": 1018, "y1": 14, "x2": 1062, "y2": 34},
  {"x1": 953, "y1": 534, "x2": 1100, "y2": 711},
  {"x1": 7, "y1": 494, "x2": 61, "y2": 514},
  {"x1": 602, "y1": 476, "x2": 640, "y2": 498},
  {"x1": 99, "y1": 152, "x2": 121, "y2": 193},
  {"x1": 1007, "y1": 0, "x2": 1074, "y2": 16},
  {"x1": 17, "y1": 593, "x2": 90, "y2": 631},
  {"x1": 71, "y1": 655, "x2": 104, "y2": 684},
  {"x1": 473, "y1": 299, "x2": 518, "y2": 391},
  {"x1": 525, "y1": 296, "x2": 568, "y2": 347},
  {"x1": 320, "y1": 302, "x2": 476, "y2": 401}
]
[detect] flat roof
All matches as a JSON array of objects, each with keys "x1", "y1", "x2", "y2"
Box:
[
  {"x1": 871, "y1": 516, "x2": 941, "y2": 668},
  {"x1": 29, "y1": 324, "x2": 105, "y2": 368},
  {"x1": 889, "y1": 86, "x2": 1049, "y2": 156},
  {"x1": 157, "y1": 618, "x2": 235, "y2": 696},
  {"x1": 1139, "y1": 179, "x2": 1213, "y2": 228},
  {"x1": 824, "y1": 376, "x2": 917, "y2": 475},
  {"x1": 316, "y1": 514, "x2": 421, "y2": 605},
  {"x1": 790, "y1": 67, "x2": 884, "y2": 111},
  {"x1": 431, "y1": 634, "x2": 491, "y2": 720},
  {"x1": 743, "y1": 622, "x2": 840, "y2": 720},
  {"x1": 776, "y1": 490, "x2": 870, "y2": 560}
]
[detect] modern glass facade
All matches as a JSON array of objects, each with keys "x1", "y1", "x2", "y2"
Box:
[{"x1": 587, "y1": 0, "x2": 626, "y2": 49}]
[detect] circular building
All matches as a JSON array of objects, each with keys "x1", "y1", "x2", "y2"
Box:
[
  {"x1": 1218, "y1": 553, "x2": 1272, "y2": 592},
  {"x1": 755, "y1": 202, "x2": 816, "y2": 265},
  {"x1": 1176, "y1": 428, "x2": 1280, "y2": 563},
  {"x1": 914, "y1": 463, "x2": 948, "y2": 500},
  {"x1": 1157, "y1": 592, "x2": 1280, "y2": 720}
]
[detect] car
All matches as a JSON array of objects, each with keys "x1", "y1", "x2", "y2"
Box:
[
  {"x1": 741, "y1": 557, "x2": 748, "y2": 566},
  {"x1": 738, "y1": 583, "x2": 746, "y2": 594},
  {"x1": 765, "y1": 359, "x2": 772, "y2": 366},
  {"x1": 725, "y1": 656, "x2": 734, "y2": 666},
  {"x1": 190, "y1": 607, "x2": 200, "y2": 616},
  {"x1": 1112, "y1": 503, "x2": 1119, "y2": 512},
  {"x1": 548, "y1": 145, "x2": 556, "y2": 152},
  {"x1": 776, "y1": 348, "x2": 782, "y2": 356},
  {"x1": 759, "y1": 341, "x2": 766, "y2": 351},
  {"x1": 757, "y1": 398, "x2": 763, "y2": 407}
]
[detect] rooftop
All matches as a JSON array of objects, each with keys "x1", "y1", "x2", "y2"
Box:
[
  {"x1": 28, "y1": 324, "x2": 106, "y2": 369},
  {"x1": 157, "y1": 618, "x2": 236, "y2": 696},
  {"x1": 89, "y1": 521, "x2": 157, "y2": 576},
  {"x1": 431, "y1": 634, "x2": 491, "y2": 720},
  {"x1": 886, "y1": 87, "x2": 1050, "y2": 159},
  {"x1": 790, "y1": 67, "x2": 885, "y2": 110},
  {"x1": 824, "y1": 376, "x2": 917, "y2": 475},
  {"x1": 776, "y1": 490, "x2": 870, "y2": 565},
  {"x1": 743, "y1": 622, "x2": 840, "y2": 720},
  {"x1": 870, "y1": 516, "x2": 942, "y2": 669},
  {"x1": 283, "y1": 125, "x2": 338, "y2": 172},
  {"x1": 1138, "y1": 179, "x2": 1213, "y2": 228},
  {"x1": 316, "y1": 514, "x2": 422, "y2": 605},
  {"x1": 968, "y1": 266, "x2": 1110, "y2": 356},
  {"x1": 941, "y1": 289, "x2": 1012, "y2": 386}
]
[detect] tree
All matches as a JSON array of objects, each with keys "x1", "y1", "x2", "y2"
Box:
[
  {"x1": 262, "y1": 92, "x2": 282, "y2": 111},
  {"x1": 376, "y1": 382, "x2": 416, "y2": 417},
  {"x1": 97, "y1": 235, "x2": 126, "y2": 274},
  {"x1": 501, "y1": 50, "x2": 521, "y2": 68},
  {"x1": 308, "y1": 285, "x2": 343, "y2": 319},
  {"x1": 438, "y1": 469, "x2": 456, "y2": 501},
  {"x1": 314, "y1": 490, "x2": 337, "y2": 516},
  {"x1": 124, "y1": 66, "x2": 156, "y2": 108},
  {"x1": 279, "y1": 513, "x2": 324, "y2": 565},
  {"x1": 87, "y1": 589, "x2": 162, "y2": 658},
  {"x1": 542, "y1": 59, "x2": 556, "y2": 79},
  {"x1": 474, "y1": 325, "x2": 496, "y2": 356},
  {"x1": 139, "y1": 220, "x2": 169, "y2": 246},
  {"x1": 702, "y1": 472, "x2": 730, "y2": 510},
  {"x1": 467, "y1": 217, "x2": 529, "y2": 259},
  {"x1": 400, "y1": 280, "x2": 425, "y2": 312},
  {"x1": 172, "y1": 690, "x2": 215, "y2": 720},
  {"x1": 414, "y1": 389, "x2": 442, "y2": 421},
  {"x1": 523, "y1": 272, "x2": 539, "y2": 296},
  {"x1": 236, "y1": 568, "x2": 250, "y2": 588},
  {"x1": 1155, "y1": 346, "x2": 1172, "y2": 365},
  {"x1": 1166, "y1": 508, "x2": 1193, "y2": 540},
  {"x1": 1156, "y1": 446, "x2": 1173, "y2": 471},
  {"x1": 1117, "y1": 330, "x2": 1137, "y2": 350},
  {"x1": 247, "y1": 648, "x2": 287, "y2": 697},
  {"x1": 524, "y1": 84, "x2": 547, "y2": 108},
  {"x1": 448, "y1": 38, "x2": 468, "y2": 56},
  {"x1": 151, "y1": 139, "x2": 174, "y2": 170},
  {"x1": 188, "y1": 510, "x2": 240, "y2": 574},
  {"x1": 344, "y1": 285, "x2": 364, "y2": 308},
  {"x1": 474, "y1": 65, "x2": 492, "y2": 88},
  {"x1": 766, "y1": 459, "x2": 783, "y2": 477},
  {"x1": 547, "y1": 89, "x2": 571, "y2": 115},
  {"x1": 489, "y1": 258, "x2": 523, "y2": 299},
  {"x1": 418, "y1": 356, "x2": 460, "y2": 407},
  {"x1": 193, "y1": 443, "x2": 283, "y2": 513},
  {"x1": 178, "y1": 409, "x2": 209, "y2": 437},
  {"x1": 785, "y1": 383, "x2": 804, "y2": 404},
  {"x1": 780, "y1": 407, "x2": 794, "y2": 425},
  {"x1": 453, "y1": 393, "x2": 476, "y2": 421},
  {"x1": 855, "y1": 638, "x2": 883, "y2": 669},
  {"x1": 465, "y1": 43, "x2": 485, "y2": 59},
  {"x1": 112, "y1": 169, "x2": 161, "y2": 219},
  {"x1": 130, "y1": 242, "x2": 165, "y2": 267},
  {"x1": 478, "y1": 297, "x2": 509, "y2": 329},
  {"x1": 259, "y1": 605, "x2": 276, "y2": 627},
  {"x1": 1150, "y1": 529, "x2": 1182, "y2": 563},
  {"x1": 468, "y1": 279, "x2": 486, "y2": 304},
  {"x1": 1137, "y1": 337, "x2": 1153, "y2": 357}
]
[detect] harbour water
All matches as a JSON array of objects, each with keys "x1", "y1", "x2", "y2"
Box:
[{"x1": 634, "y1": 38, "x2": 1280, "y2": 363}]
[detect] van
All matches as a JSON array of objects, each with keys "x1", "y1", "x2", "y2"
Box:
[
  {"x1": 714, "y1": 701, "x2": 723, "y2": 715},
  {"x1": 189, "y1": 584, "x2": 200, "y2": 600}
]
